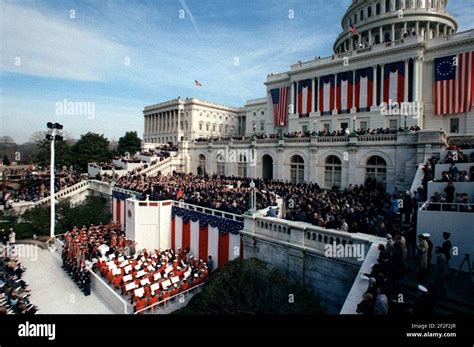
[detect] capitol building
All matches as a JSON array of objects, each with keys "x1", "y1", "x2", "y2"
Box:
[{"x1": 142, "y1": 0, "x2": 473, "y2": 193}]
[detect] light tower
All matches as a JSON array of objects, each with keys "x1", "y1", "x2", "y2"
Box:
[{"x1": 46, "y1": 122, "x2": 64, "y2": 239}]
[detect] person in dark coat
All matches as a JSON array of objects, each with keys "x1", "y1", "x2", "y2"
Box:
[{"x1": 441, "y1": 232, "x2": 452, "y2": 269}]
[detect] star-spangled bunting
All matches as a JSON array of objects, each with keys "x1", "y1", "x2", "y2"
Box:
[{"x1": 172, "y1": 206, "x2": 243, "y2": 235}]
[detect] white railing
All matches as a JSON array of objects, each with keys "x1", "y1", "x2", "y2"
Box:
[
  {"x1": 316, "y1": 136, "x2": 349, "y2": 143},
  {"x1": 244, "y1": 214, "x2": 382, "y2": 265},
  {"x1": 418, "y1": 202, "x2": 474, "y2": 213},
  {"x1": 134, "y1": 283, "x2": 205, "y2": 314},
  {"x1": 138, "y1": 157, "x2": 171, "y2": 177},
  {"x1": 10, "y1": 180, "x2": 89, "y2": 209},
  {"x1": 358, "y1": 134, "x2": 398, "y2": 142}
]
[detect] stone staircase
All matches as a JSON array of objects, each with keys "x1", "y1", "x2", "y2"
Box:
[{"x1": 137, "y1": 157, "x2": 172, "y2": 177}]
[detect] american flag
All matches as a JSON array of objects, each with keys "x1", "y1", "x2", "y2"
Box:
[
  {"x1": 383, "y1": 61, "x2": 405, "y2": 104},
  {"x1": 355, "y1": 67, "x2": 374, "y2": 112},
  {"x1": 349, "y1": 24, "x2": 359, "y2": 35},
  {"x1": 336, "y1": 71, "x2": 353, "y2": 113},
  {"x1": 194, "y1": 80, "x2": 202, "y2": 87},
  {"x1": 434, "y1": 51, "x2": 473, "y2": 115},
  {"x1": 271, "y1": 87, "x2": 289, "y2": 127}
]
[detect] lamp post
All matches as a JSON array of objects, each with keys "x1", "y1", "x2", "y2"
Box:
[
  {"x1": 404, "y1": 115, "x2": 407, "y2": 130},
  {"x1": 313, "y1": 120, "x2": 317, "y2": 135},
  {"x1": 278, "y1": 122, "x2": 284, "y2": 139},
  {"x1": 253, "y1": 123, "x2": 257, "y2": 140},
  {"x1": 46, "y1": 122, "x2": 64, "y2": 239},
  {"x1": 247, "y1": 179, "x2": 257, "y2": 214},
  {"x1": 352, "y1": 116, "x2": 357, "y2": 133}
]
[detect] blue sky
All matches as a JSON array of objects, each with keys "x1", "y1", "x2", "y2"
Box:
[{"x1": 1, "y1": 0, "x2": 473, "y2": 143}]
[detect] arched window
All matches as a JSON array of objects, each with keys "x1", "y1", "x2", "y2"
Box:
[
  {"x1": 198, "y1": 154, "x2": 206, "y2": 176},
  {"x1": 290, "y1": 155, "x2": 305, "y2": 184},
  {"x1": 238, "y1": 154, "x2": 247, "y2": 177},
  {"x1": 366, "y1": 156, "x2": 387, "y2": 184},
  {"x1": 385, "y1": 0, "x2": 391, "y2": 12},
  {"x1": 376, "y1": 2, "x2": 381, "y2": 14},
  {"x1": 216, "y1": 154, "x2": 225, "y2": 176},
  {"x1": 325, "y1": 156, "x2": 342, "y2": 188},
  {"x1": 262, "y1": 154, "x2": 274, "y2": 180},
  {"x1": 368, "y1": 6, "x2": 372, "y2": 17}
]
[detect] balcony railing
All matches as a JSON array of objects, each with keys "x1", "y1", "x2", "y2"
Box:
[
  {"x1": 316, "y1": 136, "x2": 350, "y2": 143},
  {"x1": 358, "y1": 134, "x2": 398, "y2": 142},
  {"x1": 418, "y1": 202, "x2": 474, "y2": 213}
]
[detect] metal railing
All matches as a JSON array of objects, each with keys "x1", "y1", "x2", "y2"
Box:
[{"x1": 418, "y1": 202, "x2": 474, "y2": 213}]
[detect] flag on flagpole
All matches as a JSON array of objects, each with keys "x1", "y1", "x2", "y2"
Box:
[
  {"x1": 434, "y1": 51, "x2": 473, "y2": 115},
  {"x1": 349, "y1": 24, "x2": 359, "y2": 36}
]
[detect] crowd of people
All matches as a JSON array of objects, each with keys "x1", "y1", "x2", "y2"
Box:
[
  {"x1": 278, "y1": 179, "x2": 417, "y2": 236},
  {"x1": 96, "y1": 247, "x2": 208, "y2": 313},
  {"x1": 0, "y1": 236, "x2": 38, "y2": 314},
  {"x1": 356, "y1": 230, "x2": 453, "y2": 314},
  {"x1": 61, "y1": 223, "x2": 134, "y2": 296},
  {"x1": 114, "y1": 173, "x2": 278, "y2": 215},
  {"x1": 426, "y1": 182, "x2": 473, "y2": 212},
  {"x1": 193, "y1": 126, "x2": 421, "y2": 143},
  {"x1": 443, "y1": 147, "x2": 474, "y2": 164},
  {"x1": 0, "y1": 167, "x2": 86, "y2": 208}
]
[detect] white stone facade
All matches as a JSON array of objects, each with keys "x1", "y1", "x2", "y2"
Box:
[
  {"x1": 144, "y1": 0, "x2": 473, "y2": 191},
  {"x1": 143, "y1": 98, "x2": 242, "y2": 145}
]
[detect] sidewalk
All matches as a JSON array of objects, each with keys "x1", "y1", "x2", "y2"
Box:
[{"x1": 16, "y1": 244, "x2": 114, "y2": 314}]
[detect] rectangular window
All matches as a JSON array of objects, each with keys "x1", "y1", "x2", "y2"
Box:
[
  {"x1": 199, "y1": 123, "x2": 202, "y2": 130},
  {"x1": 302, "y1": 125, "x2": 308, "y2": 133},
  {"x1": 360, "y1": 121, "x2": 368, "y2": 130},
  {"x1": 260, "y1": 122, "x2": 264, "y2": 131},
  {"x1": 389, "y1": 119, "x2": 398, "y2": 129},
  {"x1": 449, "y1": 118, "x2": 460, "y2": 133},
  {"x1": 341, "y1": 122, "x2": 349, "y2": 130},
  {"x1": 323, "y1": 123, "x2": 331, "y2": 132}
]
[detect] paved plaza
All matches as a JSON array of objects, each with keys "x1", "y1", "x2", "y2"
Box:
[{"x1": 16, "y1": 244, "x2": 113, "y2": 314}]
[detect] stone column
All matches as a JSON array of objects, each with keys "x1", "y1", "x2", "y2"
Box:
[
  {"x1": 379, "y1": 26, "x2": 383, "y2": 43},
  {"x1": 351, "y1": 70, "x2": 356, "y2": 113},
  {"x1": 372, "y1": 65, "x2": 378, "y2": 109},
  {"x1": 316, "y1": 77, "x2": 321, "y2": 115},
  {"x1": 426, "y1": 21, "x2": 430, "y2": 40},
  {"x1": 290, "y1": 82, "x2": 295, "y2": 115},
  {"x1": 380, "y1": 63, "x2": 385, "y2": 104},
  {"x1": 404, "y1": 59, "x2": 409, "y2": 103}
]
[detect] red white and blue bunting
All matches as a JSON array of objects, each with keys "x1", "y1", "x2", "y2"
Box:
[
  {"x1": 171, "y1": 206, "x2": 243, "y2": 268},
  {"x1": 172, "y1": 206, "x2": 243, "y2": 235}
]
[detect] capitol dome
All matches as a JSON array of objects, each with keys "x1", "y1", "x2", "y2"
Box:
[{"x1": 333, "y1": 0, "x2": 458, "y2": 54}]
